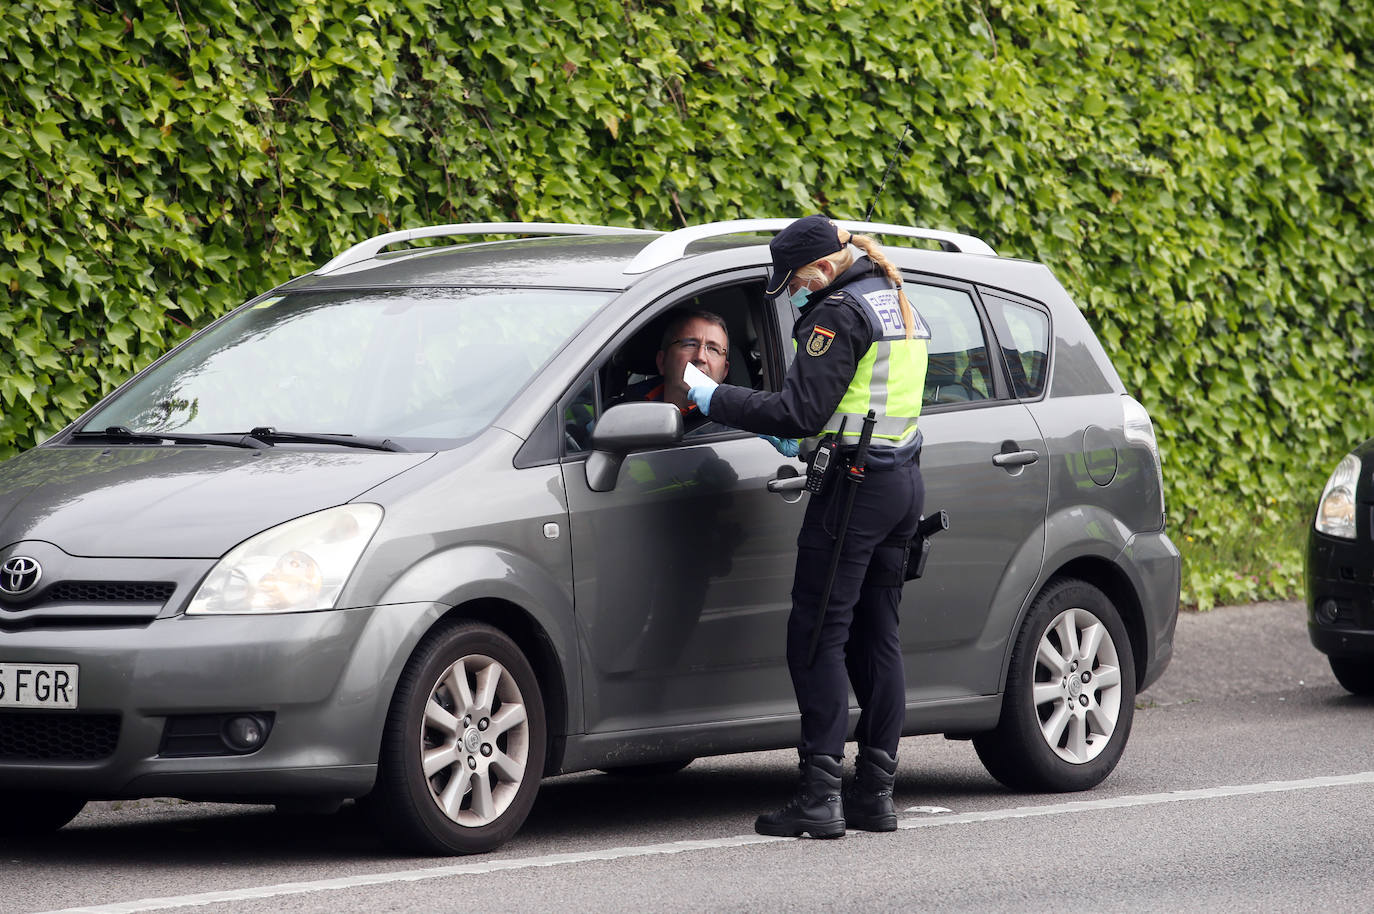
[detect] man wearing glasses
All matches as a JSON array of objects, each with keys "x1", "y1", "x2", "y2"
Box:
[{"x1": 622, "y1": 310, "x2": 731, "y2": 433}]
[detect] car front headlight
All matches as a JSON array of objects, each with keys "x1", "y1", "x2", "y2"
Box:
[
  {"x1": 1314, "y1": 454, "x2": 1361, "y2": 540},
  {"x1": 187, "y1": 504, "x2": 383, "y2": 615}
]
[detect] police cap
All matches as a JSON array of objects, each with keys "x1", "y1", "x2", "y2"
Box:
[{"x1": 764, "y1": 215, "x2": 846, "y2": 297}]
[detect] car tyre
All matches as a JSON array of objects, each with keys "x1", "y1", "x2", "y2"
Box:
[
  {"x1": 1328, "y1": 657, "x2": 1374, "y2": 696},
  {"x1": 974, "y1": 578, "x2": 1136, "y2": 792},
  {"x1": 368, "y1": 620, "x2": 546, "y2": 855},
  {"x1": 0, "y1": 791, "x2": 87, "y2": 837}
]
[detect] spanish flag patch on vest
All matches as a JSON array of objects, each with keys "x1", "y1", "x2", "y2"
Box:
[{"x1": 805, "y1": 324, "x2": 836, "y2": 357}]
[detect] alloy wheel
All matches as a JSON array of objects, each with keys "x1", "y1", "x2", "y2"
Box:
[
  {"x1": 1032, "y1": 607, "x2": 1124, "y2": 764},
  {"x1": 420, "y1": 653, "x2": 530, "y2": 827}
]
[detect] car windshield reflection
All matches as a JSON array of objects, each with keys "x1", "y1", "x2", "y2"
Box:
[{"x1": 80, "y1": 288, "x2": 610, "y2": 447}]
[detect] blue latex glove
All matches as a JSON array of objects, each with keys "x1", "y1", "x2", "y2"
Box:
[
  {"x1": 687, "y1": 380, "x2": 717, "y2": 416},
  {"x1": 760, "y1": 435, "x2": 801, "y2": 458}
]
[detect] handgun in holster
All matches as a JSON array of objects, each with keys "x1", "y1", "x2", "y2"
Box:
[{"x1": 901, "y1": 509, "x2": 949, "y2": 581}]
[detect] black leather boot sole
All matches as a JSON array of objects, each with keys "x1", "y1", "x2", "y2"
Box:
[{"x1": 754, "y1": 813, "x2": 846, "y2": 839}]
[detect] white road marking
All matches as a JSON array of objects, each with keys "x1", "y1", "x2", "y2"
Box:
[
  {"x1": 42, "y1": 771, "x2": 1374, "y2": 914},
  {"x1": 896, "y1": 771, "x2": 1374, "y2": 829},
  {"x1": 42, "y1": 835, "x2": 791, "y2": 914}
]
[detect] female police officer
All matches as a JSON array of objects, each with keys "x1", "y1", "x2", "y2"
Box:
[{"x1": 687, "y1": 215, "x2": 928, "y2": 838}]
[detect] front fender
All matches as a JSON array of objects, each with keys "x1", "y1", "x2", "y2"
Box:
[{"x1": 374, "y1": 543, "x2": 581, "y2": 732}]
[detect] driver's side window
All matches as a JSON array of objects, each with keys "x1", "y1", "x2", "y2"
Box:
[{"x1": 562, "y1": 281, "x2": 774, "y2": 455}]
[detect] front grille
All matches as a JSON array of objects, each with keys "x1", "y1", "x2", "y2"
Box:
[
  {"x1": 0, "y1": 712, "x2": 121, "y2": 760},
  {"x1": 45, "y1": 581, "x2": 177, "y2": 603}
]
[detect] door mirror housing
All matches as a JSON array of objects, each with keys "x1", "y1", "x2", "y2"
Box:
[{"x1": 585, "y1": 402, "x2": 684, "y2": 492}]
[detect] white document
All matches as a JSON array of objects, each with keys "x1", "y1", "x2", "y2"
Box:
[{"x1": 683, "y1": 361, "x2": 713, "y2": 389}]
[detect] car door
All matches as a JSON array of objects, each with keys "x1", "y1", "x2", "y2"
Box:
[
  {"x1": 897, "y1": 279, "x2": 1050, "y2": 698},
  {"x1": 561, "y1": 278, "x2": 806, "y2": 735}
]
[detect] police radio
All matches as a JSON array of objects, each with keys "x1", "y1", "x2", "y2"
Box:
[{"x1": 805, "y1": 417, "x2": 847, "y2": 494}]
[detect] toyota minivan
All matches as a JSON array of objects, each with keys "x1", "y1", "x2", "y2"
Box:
[{"x1": 0, "y1": 220, "x2": 1180, "y2": 853}]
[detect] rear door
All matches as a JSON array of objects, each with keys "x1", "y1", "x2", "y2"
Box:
[{"x1": 888, "y1": 280, "x2": 1050, "y2": 699}]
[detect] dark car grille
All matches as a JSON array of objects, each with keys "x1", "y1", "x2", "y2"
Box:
[
  {"x1": 45, "y1": 581, "x2": 177, "y2": 603},
  {"x1": 0, "y1": 581, "x2": 179, "y2": 629},
  {"x1": 0, "y1": 712, "x2": 121, "y2": 760}
]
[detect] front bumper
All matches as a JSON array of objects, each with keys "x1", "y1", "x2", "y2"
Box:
[
  {"x1": 0, "y1": 601, "x2": 444, "y2": 801},
  {"x1": 1306, "y1": 526, "x2": 1374, "y2": 659}
]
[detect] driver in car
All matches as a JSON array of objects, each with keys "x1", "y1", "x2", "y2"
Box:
[{"x1": 620, "y1": 309, "x2": 732, "y2": 434}]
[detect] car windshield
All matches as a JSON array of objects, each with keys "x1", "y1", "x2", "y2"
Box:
[{"x1": 80, "y1": 287, "x2": 610, "y2": 446}]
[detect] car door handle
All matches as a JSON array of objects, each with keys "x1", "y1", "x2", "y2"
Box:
[
  {"x1": 767, "y1": 476, "x2": 807, "y2": 493},
  {"x1": 992, "y1": 449, "x2": 1040, "y2": 468}
]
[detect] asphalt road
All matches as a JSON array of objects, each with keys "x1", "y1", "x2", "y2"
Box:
[{"x1": 6, "y1": 599, "x2": 1373, "y2": 914}]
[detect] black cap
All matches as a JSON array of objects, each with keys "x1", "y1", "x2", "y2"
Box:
[{"x1": 764, "y1": 215, "x2": 845, "y2": 297}]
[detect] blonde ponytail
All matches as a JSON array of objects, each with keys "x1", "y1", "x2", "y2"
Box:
[
  {"x1": 849, "y1": 233, "x2": 915, "y2": 340},
  {"x1": 796, "y1": 225, "x2": 916, "y2": 340}
]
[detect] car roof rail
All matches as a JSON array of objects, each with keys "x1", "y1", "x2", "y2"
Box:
[
  {"x1": 315, "y1": 222, "x2": 659, "y2": 275},
  {"x1": 622, "y1": 218, "x2": 996, "y2": 274}
]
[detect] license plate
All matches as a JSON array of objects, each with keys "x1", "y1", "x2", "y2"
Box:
[{"x1": 0, "y1": 663, "x2": 79, "y2": 709}]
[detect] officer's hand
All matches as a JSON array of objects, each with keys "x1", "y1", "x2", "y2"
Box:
[
  {"x1": 760, "y1": 435, "x2": 801, "y2": 458},
  {"x1": 687, "y1": 379, "x2": 717, "y2": 416}
]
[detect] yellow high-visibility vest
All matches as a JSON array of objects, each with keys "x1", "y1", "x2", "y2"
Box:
[{"x1": 809, "y1": 275, "x2": 929, "y2": 448}]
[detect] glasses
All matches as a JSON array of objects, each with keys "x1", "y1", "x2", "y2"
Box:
[{"x1": 670, "y1": 338, "x2": 727, "y2": 358}]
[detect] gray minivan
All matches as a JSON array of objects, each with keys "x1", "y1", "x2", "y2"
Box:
[{"x1": 0, "y1": 220, "x2": 1179, "y2": 854}]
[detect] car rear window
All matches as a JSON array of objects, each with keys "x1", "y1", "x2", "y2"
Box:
[{"x1": 984, "y1": 294, "x2": 1050, "y2": 399}]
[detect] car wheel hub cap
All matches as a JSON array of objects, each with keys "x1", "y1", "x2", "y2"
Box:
[
  {"x1": 420, "y1": 653, "x2": 530, "y2": 828},
  {"x1": 1032, "y1": 607, "x2": 1123, "y2": 765}
]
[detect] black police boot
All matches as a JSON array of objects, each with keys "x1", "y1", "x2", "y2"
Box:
[
  {"x1": 754, "y1": 754, "x2": 845, "y2": 839},
  {"x1": 843, "y1": 746, "x2": 898, "y2": 832}
]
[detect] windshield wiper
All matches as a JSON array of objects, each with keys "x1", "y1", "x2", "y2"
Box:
[
  {"x1": 73, "y1": 426, "x2": 268, "y2": 449},
  {"x1": 245, "y1": 427, "x2": 407, "y2": 452}
]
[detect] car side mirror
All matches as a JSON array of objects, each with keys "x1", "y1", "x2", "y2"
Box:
[{"x1": 585, "y1": 402, "x2": 684, "y2": 492}]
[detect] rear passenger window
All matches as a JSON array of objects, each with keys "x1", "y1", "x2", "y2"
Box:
[
  {"x1": 911, "y1": 284, "x2": 995, "y2": 407},
  {"x1": 984, "y1": 295, "x2": 1050, "y2": 399}
]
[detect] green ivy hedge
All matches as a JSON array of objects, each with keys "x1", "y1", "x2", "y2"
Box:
[{"x1": 4, "y1": 0, "x2": 1372, "y2": 608}]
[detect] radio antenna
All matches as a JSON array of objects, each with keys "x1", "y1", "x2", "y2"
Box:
[{"x1": 864, "y1": 125, "x2": 912, "y2": 222}]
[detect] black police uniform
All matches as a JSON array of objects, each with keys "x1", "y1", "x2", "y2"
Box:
[{"x1": 708, "y1": 257, "x2": 925, "y2": 761}]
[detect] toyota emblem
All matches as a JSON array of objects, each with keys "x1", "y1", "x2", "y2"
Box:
[{"x1": 0, "y1": 556, "x2": 42, "y2": 597}]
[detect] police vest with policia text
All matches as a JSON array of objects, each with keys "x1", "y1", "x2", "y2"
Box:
[{"x1": 805, "y1": 274, "x2": 930, "y2": 450}]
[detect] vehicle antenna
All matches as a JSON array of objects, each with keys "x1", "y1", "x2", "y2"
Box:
[{"x1": 864, "y1": 125, "x2": 912, "y2": 222}]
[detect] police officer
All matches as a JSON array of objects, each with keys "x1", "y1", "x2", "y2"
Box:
[{"x1": 687, "y1": 215, "x2": 928, "y2": 838}]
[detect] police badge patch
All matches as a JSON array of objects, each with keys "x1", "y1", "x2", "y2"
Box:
[{"x1": 805, "y1": 325, "x2": 836, "y2": 357}]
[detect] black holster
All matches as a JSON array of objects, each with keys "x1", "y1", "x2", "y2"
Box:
[{"x1": 893, "y1": 510, "x2": 949, "y2": 582}]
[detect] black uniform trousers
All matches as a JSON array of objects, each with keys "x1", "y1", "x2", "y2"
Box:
[{"x1": 788, "y1": 453, "x2": 924, "y2": 759}]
